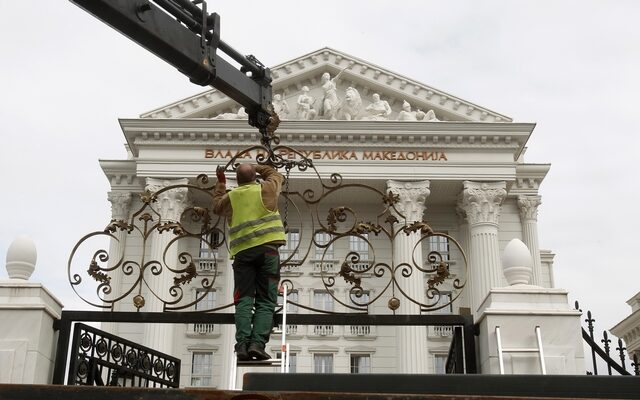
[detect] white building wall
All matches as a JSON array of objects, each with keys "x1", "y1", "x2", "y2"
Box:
[{"x1": 106, "y1": 184, "x2": 541, "y2": 386}]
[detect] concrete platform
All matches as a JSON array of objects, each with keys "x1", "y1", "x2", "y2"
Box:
[{"x1": 244, "y1": 373, "x2": 640, "y2": 399}]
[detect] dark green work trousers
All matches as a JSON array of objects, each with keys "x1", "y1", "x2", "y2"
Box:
[{"x1": 232, "y1": 245, "x2": 280, "y2": 347}]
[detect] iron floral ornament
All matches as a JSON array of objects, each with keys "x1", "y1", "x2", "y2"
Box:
[{"x1": 68, "y1": 118, "x2": 467, "y2": 313}]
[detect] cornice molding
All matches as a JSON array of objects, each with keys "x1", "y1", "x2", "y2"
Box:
[
  {"x1": 100, "y1": 160, "x2": 146, "y2": 190},
  {"x1": 139, "y1": 47, "x2": 512, "y2": 123},
  {"x1": 509, "y1": 164, "x2": 550, "y2": 196},
  {"x1": 119, "y1": 118, "x2": 534, "y2": 157}
]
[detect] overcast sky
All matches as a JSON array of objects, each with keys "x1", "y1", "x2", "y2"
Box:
[{"x1": 1, "y1": 1, "x2": 639, "y2": 346}]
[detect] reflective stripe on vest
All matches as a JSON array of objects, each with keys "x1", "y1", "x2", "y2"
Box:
[{"x1": 228, "y1": 183, "x2": 286, "y2": 256}]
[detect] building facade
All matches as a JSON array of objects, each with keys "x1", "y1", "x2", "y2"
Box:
[{"x1": 95, "y1": 48, "x2": 556, "y2": 388}]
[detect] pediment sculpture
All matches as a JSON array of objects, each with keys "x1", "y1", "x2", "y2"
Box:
[
  {"x1": 397, "y1": 100, "x2": 439, "y2": 121},
  {"x1": 210, "y1": 72, "x2": 442, "y2": 122}
]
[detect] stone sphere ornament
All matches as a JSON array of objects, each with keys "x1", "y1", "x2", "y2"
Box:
[{"x1": 502, "y1": 238, "x2": 533, "y2": 286}]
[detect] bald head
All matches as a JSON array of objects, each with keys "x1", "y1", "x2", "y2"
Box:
[{"x1": 236, "y1": 163, "x2": 256, "y2": 185}]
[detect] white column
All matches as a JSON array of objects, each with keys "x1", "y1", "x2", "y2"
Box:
[
  {"x1": 102, "y1": 192, "x2": 131, "y2": 335},
  {"x1": 517, "y1": 195, "x2": 543, "y2": 287},
  {"x1": 387, "y1": 180, "x2": 430, "y2": 374},
  {"x1": 142, "y1": 178, "x2": 189, "y2": 355},
  {"x1": 460, "y1": 181, "x2": 507, "y2": 314},
  {"x1": 455, "y1": 202, "x2": 471, "y2": 311}
]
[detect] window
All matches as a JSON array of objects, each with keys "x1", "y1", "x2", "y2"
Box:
[
  {"x1": 198, "y1": 232, "x2": 221, "y2": 273},
  {"x1": 275, "y1": 351, "x2": 297, "y2": 373},
  {"x1": 314, "y1": 290, "x2": 334, "y2": 312},
  {"x1": 350, "y1": 354, "x2": 371, "y2": 373},
  {"x1": 190, "y1": 352, "x2": 213, "y2": 386},
  {"x1": 314, "y1": 232, "x2": 334, "y2": 259},
  {"x1": 280, "y1": 229, "x2": 300, "y2": 260},
  {"x1": 349, "y1": 234, "x2": 369, "y2": 260},
  {"x1": 433, "y1": 354, "x2": 447, "y2": 374},
  {"x1": 313, "y1": 291, "x2": 335, "y2": 335},
  {"x1": 314, "y1": 354, "x2": 333, "y2": 373},
  {"x1": 199, "y1": 232, "x2": 220, "y2": 259},
  {"x1": 426, "y1": 235, "x2": 449, "y2": 261},
  {"x1": 195, "y1": 289, "x2": 216, "y2": 311},
  {"x1": 278, "y1": 289, "x2": 299, "y2": 313}
]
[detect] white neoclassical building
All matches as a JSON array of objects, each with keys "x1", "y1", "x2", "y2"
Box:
[{"x1": 93, "y1": 47, "x2": 583, "y2": 388}]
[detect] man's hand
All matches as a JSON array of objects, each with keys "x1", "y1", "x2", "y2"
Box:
[{"x1": 216, "y1": 166, "x2": 226, "y2": 184}]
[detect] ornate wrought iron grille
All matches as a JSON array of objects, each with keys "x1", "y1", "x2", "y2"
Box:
[
  {"x1": 68, "y1": 116, "x2": 467, "y2": 315},
  {"x1": 68, "y1": 323, "x2": 180, "y2": 387}
]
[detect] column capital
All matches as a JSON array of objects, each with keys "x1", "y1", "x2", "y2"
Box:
[
  {"x1": 386, "y1": 180, "x2": 431, "y2": 223},
  {"x1": 517, "y1": 195, "x2": 542, "y2": 222},
  {"x1": 145, "y1": 178, "x2": 190, "y2": 222},
  {"x1": 107, "y1": 191, "x2": 132, "y2": 220},
  {"x1": 460, "y1": 181, "x2": 507, "y2": 226}
]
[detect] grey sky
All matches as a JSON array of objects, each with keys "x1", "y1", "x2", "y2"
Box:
[{"x1": 1, "y1": 0, "x2": 639, "y2": 341}]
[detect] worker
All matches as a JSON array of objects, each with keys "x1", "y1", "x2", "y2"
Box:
[{"x1": 212, "y1": 163, "x2": 286, "y2": 361}]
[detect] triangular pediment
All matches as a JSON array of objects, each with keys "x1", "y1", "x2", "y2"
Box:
[{"x1": 140, "y1": 47, "x2": 512, "y2": 123}]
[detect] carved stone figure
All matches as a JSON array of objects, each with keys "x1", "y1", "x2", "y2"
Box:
[
  {"x1": 296, "y1": 86, "x2": 317, "y2": 120},
  {"x1": 212, "y1": 107, "x2": 248, "y2": 120},
  {"x1": 363, "y1": 93, "x2": 392, "y2": 120},
  {"x1": 395, "y1": 100, "x2": 440, "y2": 121},
  {"x1": 272, "y1": 94, "x2": 290, "y2": 119},
  {"x1": 338, "y1": 86, "x2": 362, "y2": 120},
  {"x1": 320, "y1": 72, "x2": 340, "y2": 120},
  {"x1": 423, "y1": 109, "x2": 439, "y2": 122},
  {"x1": 397, "y1": 100, "x2": 425, "y2": 121}
]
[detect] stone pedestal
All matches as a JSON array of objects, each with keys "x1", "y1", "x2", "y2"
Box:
[
  {"x1": 387, "y1": 180, "x2": 430, "y2": 374},
  {"x1": 0, "y1": 283, "x2": 63, "y2": 384},
  {"x1": 476, "y1": 287, "x2": 585, "y2": 374},
  {"x1": 1, "y1": 236, "x2": 64, "y2": 384}
]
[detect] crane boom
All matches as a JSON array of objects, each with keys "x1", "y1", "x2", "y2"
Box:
[{"x1": 70, "y1": 0, "x2": 273, "y2": 133}]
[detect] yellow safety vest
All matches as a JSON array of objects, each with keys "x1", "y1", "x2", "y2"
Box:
[{"x1": 228, "y1": 183, "x2": 285, "y2": 257}]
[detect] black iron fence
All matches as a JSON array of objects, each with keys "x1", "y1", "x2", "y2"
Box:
[
  {"x1": 576, "y1": 301, "x2": 639, "y2": 376},
  {"x1": 67, "y1": 323, "x2": 180, "y2": 387}
]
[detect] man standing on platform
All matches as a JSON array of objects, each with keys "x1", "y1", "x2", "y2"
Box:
[{"x1": 212, "y1": 163, "x2": 286, "y2": 361}]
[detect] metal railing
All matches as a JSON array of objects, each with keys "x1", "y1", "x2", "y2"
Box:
[
  {"x1": 576, "y1": 301, "x2": 640, "y2": 376},
  {"x1": 67, "y1": 323, "x2": 180, "y2": 387}
]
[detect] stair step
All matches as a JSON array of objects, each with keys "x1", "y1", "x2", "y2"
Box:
[{"x1": 237, "y1": 359, "x2": 282, "y2": 367}]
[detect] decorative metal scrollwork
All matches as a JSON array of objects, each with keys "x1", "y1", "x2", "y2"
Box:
[
  {"x1": 68, "y1": 114, "x2": 467, "y2": 314},
  {"x1": 68, "y1": 323, "x2": 180, "y2": 387}
]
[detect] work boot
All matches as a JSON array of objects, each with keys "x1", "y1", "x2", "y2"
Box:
[
  {"x1": 235, "y1": 342, "x2": 250, "y2": 361},
  {"x1": 248, "y1": 342, "x2": 270, "y2": 360}
]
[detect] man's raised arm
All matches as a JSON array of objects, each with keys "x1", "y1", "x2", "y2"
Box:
[{"x1": 256, "y1": 164, "x2": 284, "y2": 212}]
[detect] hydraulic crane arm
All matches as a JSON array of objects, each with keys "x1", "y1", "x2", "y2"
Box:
[{"x1": 70, "y1": 0, "x2": 273, "y2": 133}]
